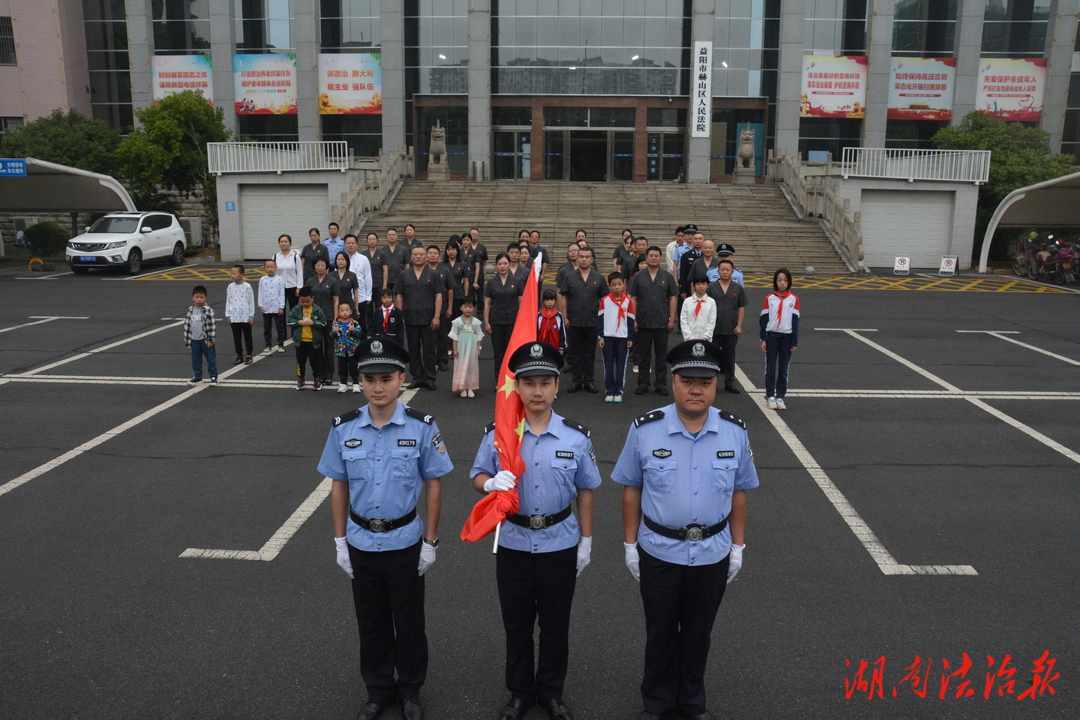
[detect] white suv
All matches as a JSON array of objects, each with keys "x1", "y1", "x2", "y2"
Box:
[{"x1": 67, "y1": 212, "x2": 186, "y2": 275}]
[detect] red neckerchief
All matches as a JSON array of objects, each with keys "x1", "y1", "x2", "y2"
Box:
[
  {"x1": 382, "y1": 306, "x2": 391, "y2": 331},
  {"x1": 694, "y1": 295, "x2": 705, "y2": 318},
  {"x1": 606, "y1": 293, "x2": 629, "y2": 330},
  {"x1": 538, "y1": 306, "x2": 560, "y2": 346},
  {"x1": 772, "y1": 291, "x2": 790, "y2": 325}
]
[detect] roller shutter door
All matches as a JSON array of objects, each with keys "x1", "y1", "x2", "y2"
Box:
[
  {"x1": 859, "y1": 190, "x2": 954, "y2": 268},
  {"x1": 239, "y1": 184, "x2": 328, "y2": 261}
]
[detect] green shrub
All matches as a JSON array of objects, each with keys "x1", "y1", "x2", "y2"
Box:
[{"x1": 23, "y1": 221, "x2": 71, "y2": 257}]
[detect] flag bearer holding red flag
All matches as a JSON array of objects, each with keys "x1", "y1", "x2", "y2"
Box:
[{"x1": 469, "y1": 341, "x2": 601, "y2": 720}]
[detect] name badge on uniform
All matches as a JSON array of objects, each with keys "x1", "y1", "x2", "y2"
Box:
[
  {"x1": 716, "y1": 450, "x2": 735, "y2": 459},
  {"x1": 345, "y1": 438, "x2": 363, "y2": 448},
  {"x1": 653, "y1": 449, "x2": 672, "y2": 458},
  {"x1": 556, "y1": 450, "x2": 574, "y2": 459},
  {"x1": 398, "y1": 439, "x2": 417, "y2": 447}
]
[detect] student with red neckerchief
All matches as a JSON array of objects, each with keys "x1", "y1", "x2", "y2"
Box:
[{"x1": 759, "y1": 268, "x2": 800, "y2": 411}]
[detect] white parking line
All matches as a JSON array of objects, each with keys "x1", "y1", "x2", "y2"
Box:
[
  {"x1": 179, "y1": 389, "x2": 419, "y2": 562},
  {"x1": 21, "y1": 320, "x2": 184, "y2": 375},
  {"x1": 842, "y1": 330, "x2": 1080, "y2": 466},
  {"x1": 820, "y1": 329, "x2": 963, "y2": 392},
  {"x1": 735, "y1": 365, "x2": 977, "y2": 576},
  {"x1": 956, "y1": 330, "x2": 1080, "y2": 366},
  {"x1": 0, "y1": 346, "x2": 278, "y2": 498},
  {"x1": 0, "y1": 316, "x2": 88, "y2": 333}
]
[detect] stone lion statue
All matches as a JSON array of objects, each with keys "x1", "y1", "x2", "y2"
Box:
[
  {"x1": 737, "y1": 128, "x2": 755, "y2": 169},
  {"x1": 429, "y1": 121, "x2": 447, "y2": 166}
]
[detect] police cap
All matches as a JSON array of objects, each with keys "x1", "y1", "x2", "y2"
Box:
[
  {"x1": 717, "y1": 243, "x2": 735, "y2": 256},
  {"x1": 509, "y1": 341, "x2": 564, "y2": 378},
  {"x1": 355, "y1": 337, "x2": 410, "y2": 373},
  {"x1": 683, "y1": 223, "x2": 699, "y2": 234},
  {"x1": 667, "y1": 339, "x2": 723, "y2": 378}
]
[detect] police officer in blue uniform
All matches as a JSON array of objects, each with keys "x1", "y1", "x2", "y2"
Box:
[
  {"x1": 470, "y1": 341, "x2": 602, "y2": 720},
  {"x1": 318, "y1": 337, "x2": 454, "y2": 720},
  {"x1": 611, "y1": 339, "x2": 759, "y2": 720}
]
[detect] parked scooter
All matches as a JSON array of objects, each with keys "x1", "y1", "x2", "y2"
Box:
[
  {"x1": 1011, "y1": 230, "x2": 1039, "y2": 277},
  {"x1": 1052, "y1": 240, "x2": 1080, "y2": 284}
]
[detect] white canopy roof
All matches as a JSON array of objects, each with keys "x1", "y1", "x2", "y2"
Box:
[
  {"x1": 979, "y1": 170, "x2": 1080, "y2": 272},
  {"x1": 0, "y1": 158, "x2": 136, "y2": 213}
]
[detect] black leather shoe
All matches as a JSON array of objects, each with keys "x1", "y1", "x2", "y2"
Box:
[
  {"x1": 436, "y1": 362, "x2": 448, "y2": 371},
  {"x1": 407, "y1": 381, "x2": 423, "y2": 390},
  {"x1": 567, "y1": 382, "x2": 583, "y2": 394},
  {"x1": 724, "y1": 383, "x2": 741, "y2": 394},
  {"x1": 682, "y1": 712, "x2": 716, "y2": 720},
  {"x1": 356, "y1": 701, "x2": 388, "y2": 720},
  {"x1": 539, "y1": 698, "x2": 573, "y2": 720},
  {"x1": 402, "y1": 698, "x2": 423, "y2": 720},
  {"x1": 424, "y1": 380, "x2": 437, "y2": 391},
  {"x1": 635, "y1": 386, "x2": 649, "y2": 395},
  {"x1": 584, "y1": 383, "x2": 598, "y2": 394},
  {"x1": 498, "y1": 696, "x2": 535, "y2": 720},
  {"x1": 655, "y1": 386, "x2": 669, "y2": 396},
  {"x1": 638, "y1": 713, "x2": 662, "y2": 720}
]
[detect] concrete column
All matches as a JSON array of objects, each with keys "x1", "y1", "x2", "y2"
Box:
[
  {"x1": 381, "y1": 0, "x2": 406, "y2": 156},
  {"x1": 209, "y1": 0, "x2": 237, "y2": 135},
  {"x1": 775, "y1": 0, "x2": 805, "y2": 156},
  {"x1": 687, "y1": 0, "x2": 715, "y2": 183},
  {"x1": 863, "y1": 0, "x2": 894, "y2": 148},
  {"x1": 952, "y1": 0, "x2": 987, "y2": 124},
  {"x1": 1042, "y1": 0, "x2": 1080, "y2": 151},
  {"x1": 294, "y1": 0, "x2": 318, "y2": 141},
  {"x1": 468, "y1": 0, "x2": 492, "y2": 179},
  {"x1": 125, "y1": 0, "x2": 155, "y2": 118}
]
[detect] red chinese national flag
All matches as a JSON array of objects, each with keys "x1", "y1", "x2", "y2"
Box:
[{"x1": 460, "y1": 255, "x2": 542, "y2": 542}]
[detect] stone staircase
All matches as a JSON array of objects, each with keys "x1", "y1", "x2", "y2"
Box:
[{"x1": 369, "y1": 181, "x2": 852, "y2": 275}]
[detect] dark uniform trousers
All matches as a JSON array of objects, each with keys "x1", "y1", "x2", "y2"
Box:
[
  {"x1": 405, "y1": 323, "x2": 437, "y2": 383},
  {"x1": 566, "y1": 325, "x2": 598, "y2": 384},
  {"x1": 635, "y1": 327, "x2": 670, "y2": 389},
  {"x1": 639, "y1": 548, "x2": 729, "y2": 717},
  {"x1": 496, "y1": 546, "x2": 577, "y2": 701},
  {"x1": 348, "y1": 541, "x2": 427, "y2": 703},
  {"x1": 490, "y1": 323, "x2": 515, "y2": 381},
  {"x1": 712, "y1": 332, "x2": 738, "y2": 385}
]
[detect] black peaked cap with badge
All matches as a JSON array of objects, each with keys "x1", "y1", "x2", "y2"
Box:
[
  {"x1": 683, "y1": 223, "x2": 699, "y2": 234},
  {"x1": 355, "y1": 337, "x2": 410, "y2": 374},
  {"x1": 717, "y1": 243, "x2": 735, "y2": 256},
  {"x1": 508, "y1": 341, "x2": 564, "y2": 378},
  {"x1": 666, "y1": 339, "x2": 723, "y2": 378}
]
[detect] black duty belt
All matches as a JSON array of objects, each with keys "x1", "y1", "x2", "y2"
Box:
[
  {"x1": 507, "y1": 504, "x2": 572, "y2": 531},
  {"x1": 350, "y1": 507, "x2": 417, "y2": 533},
  {"x1": 643, "y1": 514, "x2": 727, "y2": 542}
]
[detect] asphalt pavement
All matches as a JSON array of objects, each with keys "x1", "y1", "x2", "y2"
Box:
[{"x1": 1, "y1": 265, "x2": 1077, "y2": 720}]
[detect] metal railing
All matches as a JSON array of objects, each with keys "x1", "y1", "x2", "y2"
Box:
[
  {"x1": 332, "y1": 148, "x2": 414, "y2": 232},
  {"x1": 208, "y1": 141, "x2": 350, "y2": 174},
  {"x1": 767, "y1": 150, "x2": 868, "y2": 274},
  {"x1": 841, "y1": 147, "x2": 991, "y2": 184}
]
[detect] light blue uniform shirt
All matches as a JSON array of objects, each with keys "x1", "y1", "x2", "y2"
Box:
[
  {"x1": 611, "y1": 404, "x2": 759, "y2": 566},
  {"x1": 470, "y1": 411, "x2": 602, "y2": 554},
  {"x1": 318, "y1": 402, "x2": 454, "y2": 552},
  {"x1": 731, "y1": 267, "x2": 744, "y2": 286},
  {"x1": 323, "y1": 236, "x2": 346, "y2": 264}
]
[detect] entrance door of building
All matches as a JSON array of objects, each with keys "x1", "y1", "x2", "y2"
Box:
[
  {"x1": 543, "y1": 129, "x2": 634, "y2": 181},
  {"x1": 492, "y1": 129, "x2": 531, "y2": 180}
]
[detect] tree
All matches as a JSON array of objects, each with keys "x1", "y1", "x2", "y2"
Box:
[
  {"x1": 933, "y1": 111, "x2": 1075, "y2": 259},
  {"x1": 116, "y1": 91, "x2": 234, "y2": 226},
  {"x1": 0, "y1": 109, "x2": 120, "y2": 176}
]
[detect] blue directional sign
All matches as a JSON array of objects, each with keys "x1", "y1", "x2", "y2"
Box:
[
  {"x1": 225, "y1": 201, "x2": 236, "y2": 211},
  {"x1": 0, "y1": 159, "x2": 27, "y2": 177}
]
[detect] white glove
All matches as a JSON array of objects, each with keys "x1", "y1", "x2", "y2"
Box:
[
  {"x1": 483, "y1": 470, "x2": 517, "y2": 493},
  {"x1": 576, "y1": 536, "x2": 592, "y2": 577},
  {"x1": 727, "y1": 543, "x2": 744, "y2": 584},
  {"x1": 418, "y1": 539, "x2": 437, "y2": 576},
  {"x1": 624, "y1": 541, "x2": 640, "y2": 582},
  {"x1": 335, "y1": 536, "x2": 354, "y2": 579}
]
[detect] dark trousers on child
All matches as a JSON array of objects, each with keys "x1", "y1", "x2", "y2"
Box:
[
  {"x1": 295, "y1": 341, "x2": 322, "y2": 381},
  {"x1": 337, "y1": 354, "x2": 359, "y2": 384},
  {"x1": 602, "y1": 337, "x2": 629, "y2": 396},
  {"x1": 262, "y1": 311, "x2": 287, "y2": 349},
  {"x1": 231, "y1": 322, "x2": 253, "y2": 358},
  {"x1": 190, "y1": 339, "x2": 218, "y2": 380}
]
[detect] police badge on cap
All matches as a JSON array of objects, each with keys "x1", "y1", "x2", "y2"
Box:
[
  {"x1": 509, "y1": 341, "x2": 564, "y2": 378},
  {"x1": 355, "y1": 337, "x2": 410, "y2": 373},
  {"x1": 666, "y1": 339, "x2": 723, "y2": 377}
]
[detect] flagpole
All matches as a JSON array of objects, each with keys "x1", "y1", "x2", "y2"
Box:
[{"x1": 492, "y1": 521, "x2": 501, "y2": 553}]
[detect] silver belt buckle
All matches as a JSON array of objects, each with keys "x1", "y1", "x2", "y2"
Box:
[
  {"x1": 369, "y1": 518, "x2": 386, "y2": 533},
  {"x1": 685, "y1": 525, "x2": 704, "y2": 542},
  {"x1": 528, "y1": 515, "x2": 547, "y2": 530}
]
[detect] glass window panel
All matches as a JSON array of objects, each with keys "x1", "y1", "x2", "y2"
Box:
[
  {"x1": 624, "y1": 18, "x2": 644, "y2": 45},
  {"x1": 83, "y1": 0, "x2": 127, "y2": 22},
  {"x1": 85, "y1": 21, "x2": 129, "y2": 51},
  {"x1": 537, "y1": 17, "x2": 558, "y2": 45},
  {"x1": 89, "y1": 70, "x2": 131, "y2": 104},
  {"x1": 562, "y1": 0, "x2": 581, "y2": 14},
  {"x1": 87, "y1": 50, "x2": 129, "y2": 71},
  {"x1": 536, "y1": 46, "x2": 558, "y2": 64},
  {"x1": 538, "y1": 0, "x2": 558, "y2": 12},
  {"x1": 644, "y1": 18, "x2": 665, "y2": 46},
  {"x1": 499, "y1": 17, "x2": 516, "y2": 45},
  {"x1": 625, "y1": 0, "x2": 645, "y2": 14},
  {"x1": 730, "y1": 0, "x2": 752, "y2": 17},
  {"x1": 493, "y1": 106, "x2": 532, "y2": 125},
  {"x1": 581, "y1": 0, "x2": 602, "y2": 13},
  {"x1": 581, "y1": 16, "x2": 600, "y2": 44},
  {"x1": 517, "y1": 18, "x2": 536, "y2": 45},
  {"x1": 1068, "y1": 74, "x2": 1080, "y2": 108},
  {"x1": 559, "y1": 16, "x2": 580, "y2": 45},
  {"x1": 517, "y1": 0, "x2": 537, "y2": 14},
  {"x1": 601, "y1": 16, "x2": 622, "y2": 45}
]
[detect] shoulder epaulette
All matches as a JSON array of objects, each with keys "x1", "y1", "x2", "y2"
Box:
[
  {"x1": 483, "y1": 421, "x2": 496, "y2": 434},
  {"x1": 719, "y1": 409, "x2": 746, "y2": 429},
  {"x1": 633, "y1": 410, "x2": 665, "y2": 427},
  {"x1": 404, "y1": 407, "x2": 434, "y2": 424},
  {"x1": 562, "y1": 418, "x2": 590, "y2": 438},
  {"x1": 333, "y1": 408, "x2": 361, "y2": 427}
]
